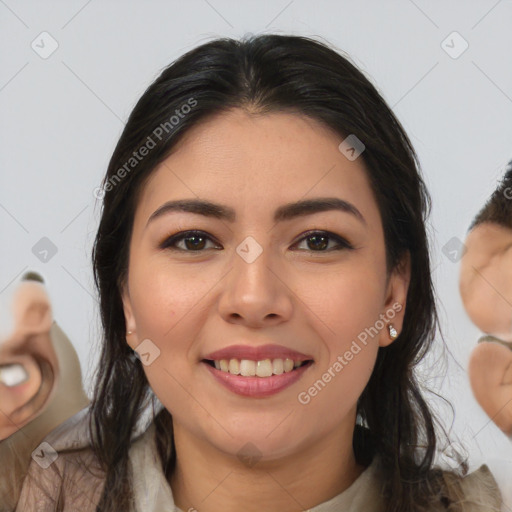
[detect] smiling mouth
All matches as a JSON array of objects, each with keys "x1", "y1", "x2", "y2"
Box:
[{"x1": 202, "y1": 358, "x2": 314, "y2": 377}]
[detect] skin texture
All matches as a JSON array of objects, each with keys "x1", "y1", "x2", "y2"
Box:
[
  {"x1": 461, "y1": 222, "x2": 512, "y2": 436},
  {"x1": 121, "y1": 109, "x2": 410, "y2": 512}
]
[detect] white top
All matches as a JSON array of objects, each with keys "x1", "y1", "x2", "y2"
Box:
[
  {"x1": 15, "y1": 408, "x2": 504, "y2": 511},
  {"x1": 127, "y1": 421, "x2": 384, "y2": 512}
]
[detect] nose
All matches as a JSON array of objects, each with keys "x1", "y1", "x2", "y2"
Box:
[{"x1": 217, "y1": 239, "x2": 293, "y2": 328}]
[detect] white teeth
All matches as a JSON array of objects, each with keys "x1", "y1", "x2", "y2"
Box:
[
  {"x1": 228, "y1": 359, "x2": 240, "y2": 375},
  {"x1": 283, "y1": 358, "x2": 294, "y2": 372},
  {"x1": 256, "y1": 359, "x2": 273, "y2": 377},
  {"x1": 240, "y1": 360, "x2": 256, "y2": 377},
  {"x1": 211, "y1": 357, "x2": 307, "y2": 377},
  {"x1": 272, "y1": 358, "x2": 284, "y2": 375}
]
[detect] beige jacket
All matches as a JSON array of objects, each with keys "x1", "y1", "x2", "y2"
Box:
[{"x1": 15, "y1": 409, "x2": 504, "y2": 512}]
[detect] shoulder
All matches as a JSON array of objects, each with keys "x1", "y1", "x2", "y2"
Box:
[
  {"x1": 14, "y1": 404, "x2": 162, "y2": 511},
  {"x1": 15, "y1": 445, "x2": 105, "y2": 512},
  {"x1": 125, "y1": 421, "x2": 176, "y2": 509},
  {"x1": 440, "y1": 463, "x2": 503, "y2": 511},
  {"x1": 368, "y1": 457, "x2": 503, "y2": 512},
  {"x1": 14, "y1": 409, "x2": 106, "y2": 512}
]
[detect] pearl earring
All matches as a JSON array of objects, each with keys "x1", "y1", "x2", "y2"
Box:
[
  {"x1": 127, "y1": 331, "x2": 133, "y2": 335},
  {"x1": 388, "y1": 324, "x2": 398, "y2": 339}
]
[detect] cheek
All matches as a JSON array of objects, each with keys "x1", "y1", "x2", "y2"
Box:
[
  {"x1": 291, "y1": 264, "x2": 385, "y2": 412},
  {"x1": 294, "y1": 336, "x2": 378, "y2": 444},
  {"x1": 127, "y1": 265, "x2": 209, "y2": 405},
  {"x1": 297, "y1": 261, "x2": 386, "y2": 346},
  {"x1": 140, "y1": 352, "x2": 206, "y2": 432},
  {"x1": 129, "y1": 261, "x2": 208, "y2": 340}
]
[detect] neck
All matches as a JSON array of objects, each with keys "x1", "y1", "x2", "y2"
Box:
[{"x1": 169, "y1": 418, "x2": 366, "y2": 512}]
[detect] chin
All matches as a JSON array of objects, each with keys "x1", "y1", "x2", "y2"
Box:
[
  {"x1": 220, "y1": 435, "x2": 303, "y2": 465},
  {"x1": 202, "y1": 415, "x2": 310, "y2": 460}
]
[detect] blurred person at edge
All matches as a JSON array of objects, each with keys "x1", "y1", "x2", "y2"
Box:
[{"x1": 460, "y1": 163, "x2": 512, "y2": 508}]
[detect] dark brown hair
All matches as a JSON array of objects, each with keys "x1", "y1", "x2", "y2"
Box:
[{"x1": 468, "y1": 160, "x2": 512, "y2": 231}]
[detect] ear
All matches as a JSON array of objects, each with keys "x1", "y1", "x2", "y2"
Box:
[
  {"x1": 120, "y1": 280, "x2": 137, "y2": 350},
  {"x1": 379, "y1": 251, "x2": 411, "y2": 348},
  {"x1": 12, "y1": 281, "x2": 53, "y2": 337}
]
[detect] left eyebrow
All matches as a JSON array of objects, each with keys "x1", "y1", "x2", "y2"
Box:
[{"x1": 145, "y1": 197, "x2": 366, "y2": 228}]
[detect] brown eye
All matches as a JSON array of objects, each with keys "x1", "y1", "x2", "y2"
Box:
[
  {"x1": 160, "y1": 231, "x2": 220, "y2": 252},
  {"x1": 294, "y1": 231, "x2": 353, "y2": 252},
  {"x1": 160, "y1": 229, "x2": 353, "y2": 253}
]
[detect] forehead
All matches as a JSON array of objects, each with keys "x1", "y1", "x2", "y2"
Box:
[{"x1": 135, "y1": 109, "x2": 380, "y2": 228}]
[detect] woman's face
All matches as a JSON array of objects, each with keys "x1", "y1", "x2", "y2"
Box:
[{"x1": 122, "y1": 109, "x2": 409, "y2": 461}]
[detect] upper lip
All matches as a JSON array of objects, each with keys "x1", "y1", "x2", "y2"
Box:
[{"x1": 203, "y1": 344, "x2": 313, "y2": 362}]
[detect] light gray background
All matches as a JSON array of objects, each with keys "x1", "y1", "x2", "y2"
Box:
[{"x1": 1, "y1": 0, "x2": 511, "y2": 501}]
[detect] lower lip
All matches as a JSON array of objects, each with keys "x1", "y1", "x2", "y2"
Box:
[{"x1": 203, "y1": 361, "x2": 312, "y2": 398}]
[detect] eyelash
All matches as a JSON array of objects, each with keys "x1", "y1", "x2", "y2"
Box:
[{"x1": 159, "y1": 230, "x2": 354, "y2": 253}]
